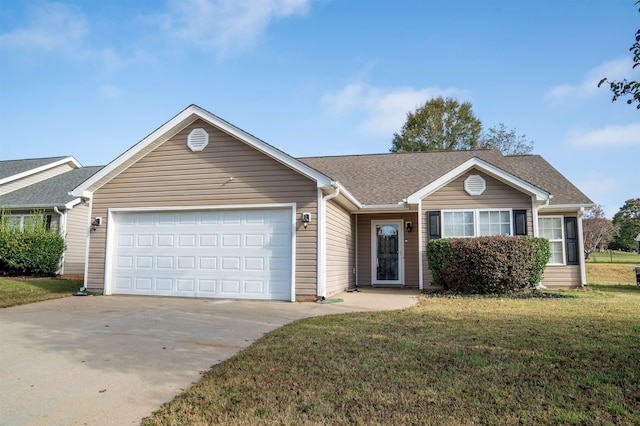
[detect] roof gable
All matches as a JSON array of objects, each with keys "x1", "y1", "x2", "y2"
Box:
[
  {"x1": 299, "y1": 150, "x2": 592, "y2": 208},
  {"x1": 72, "y1": 105, "x2": 333, "y2": 197}
]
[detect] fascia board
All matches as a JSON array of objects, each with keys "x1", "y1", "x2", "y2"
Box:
[
  {"x1": 539, "y1": 203, "x2": 595, "y2": 212},
  {"x1": 406, "y1": 157, "x2": 550, "y2": 203},
  {"x1": 73, "y1": 105, "x2": 332, "y2": 196},
  {"x1": 0, "y1": 157, "x2": 81, "y2": 185}
]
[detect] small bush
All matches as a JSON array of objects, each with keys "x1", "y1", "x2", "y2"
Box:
[
  {"x1": 0, "y1": 209, "x2": 65, "y2": 276},
  {"x1": 427, "y1": 236, "x2": 546, "y2": 294},
  {"x1": 521, "y1": 236, "x2": 551, "y2": 287}
]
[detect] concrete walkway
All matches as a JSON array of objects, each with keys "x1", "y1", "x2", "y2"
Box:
[{"x1": 0, "y1": 288, "x2": 417, "y2": 425}]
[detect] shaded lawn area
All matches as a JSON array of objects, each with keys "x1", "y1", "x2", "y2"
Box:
[
  {"x1": 587, "y1": 251, "x2": 640, "y2": 264},
  {"x1": 143, "y1": 284, "x2": 640, "y2": 426},
  {"x1": 0, "y1": 278, "x2": 84, "y2": 308},
  {"x1": 587, "y1": 263, "x2": 637, "y2": 286}
]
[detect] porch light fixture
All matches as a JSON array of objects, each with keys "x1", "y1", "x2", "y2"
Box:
[
  {"x1": 91, "y1": 217, "x2": 102, "y2": 232},
  {"x1": 301, "y1": 212, "x2": 311, "y2": 228},
  {"x1": 406, "y1": 221, "x2": 413, "y2": 233}
]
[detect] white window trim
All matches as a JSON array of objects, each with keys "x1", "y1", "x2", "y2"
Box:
[
  {"x1": 538, "y1": 215, "x2": 566, "y2": 266},
  {"x1": 7, "y1": 214, "x2": 48, "y2": 231},
  {"x1": 441, "y1": 208, "x2": 514, "y2": 238}
]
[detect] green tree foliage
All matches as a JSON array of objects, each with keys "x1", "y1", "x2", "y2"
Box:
[
  {"x1": 611, "y1": 198, "x2": 640, "y2": 251},
  {"x1": 390, "y1": 97, "x2": 482, "y2": 152},
  {"x1": 0, "y1": 209, "x2": 65, "y2": 276},
  {"x1": 598, "y1": 4, "x2": 640, "y2": 109},
  {"x1": 480, "y1": 123, "x2": 533, "y2": 155}
]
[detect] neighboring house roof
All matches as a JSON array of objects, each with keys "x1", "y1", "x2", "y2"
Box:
[
  {"x1": 0, "y1": 156, "x2": 81, "y2": 183},
  {"x1": 299, "y1": 150, "x2": 592, "y2": 207},
  {"x1": 0, "y1": 166, "x2": 103, "y2": 209}
]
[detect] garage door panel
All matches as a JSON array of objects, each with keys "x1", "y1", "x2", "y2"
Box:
[{"x1": 111, "y1": 208, "x2": 292, "y2": 300}]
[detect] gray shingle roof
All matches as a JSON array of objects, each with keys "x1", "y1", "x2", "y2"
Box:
[
  {"x1": 298, "y1": 150, "x2": 592, "y2": 207},
  {"x1": 0, "y1": 166, "x2": 103, "y2": 208},
  {"x1": 0, "y1": 156, "x2": 71, "y2": 180}
]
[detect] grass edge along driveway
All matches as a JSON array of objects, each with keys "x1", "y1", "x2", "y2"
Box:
[
  {"x1": 0, "y1": 278, "x2": 83, "y2": 308},
  {"x1": 143, "y1": 283, "x2": 640, "y2": 426}
]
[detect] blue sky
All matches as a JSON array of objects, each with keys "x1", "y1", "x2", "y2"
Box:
[{"x1": 0, "y1": 0, "x2": 638, "y2": 217}]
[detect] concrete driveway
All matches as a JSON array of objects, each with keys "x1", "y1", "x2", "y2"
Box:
[{"x1": 0, "y1": 288, "x2": 417, "y2": 425}]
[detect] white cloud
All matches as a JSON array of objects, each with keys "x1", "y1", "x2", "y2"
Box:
[
  {"x1": 545, "y1": 57, "x2": 632, "y2": 103},
  {"x1": 0, "y1": 3, "x2": 88, "y2": 52},
  {"x1": 162, "y1": 0, "x2": 311, "y2": 53},
  {"x1": 321, "y1": 82, "x2": 466, "y2": 136},
  {"x1": 565, "y1": 123, "x2": 640, "y2": 148}
]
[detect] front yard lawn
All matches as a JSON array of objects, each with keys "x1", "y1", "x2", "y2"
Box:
[
  {"x1": 143, "y1": 284, "x2": 640, "y2": 425},
  {"x1": 0, "y1": 278, "x2": 83, "y2": 308}
]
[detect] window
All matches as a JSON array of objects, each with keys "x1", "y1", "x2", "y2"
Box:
[
  {"x1": 537, "y1": 216, "x2": 580, "y2": 266},
  {"x1": 5, "y1": 214, "x2": 52, "y2": 231},
  {"x1": 538, "y1": 217, "x2": 564, "y2": 264},
  {"x1": 441, "y1": 209, "x2": 512, "y2": 238}
]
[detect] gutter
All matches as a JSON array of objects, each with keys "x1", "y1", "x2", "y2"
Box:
[{"x1": 318, "y1": 184, "x2": 340, "y2": 299}]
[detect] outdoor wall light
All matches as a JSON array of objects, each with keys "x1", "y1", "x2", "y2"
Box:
[
  {"x1": 406, "y1": 221, "x2": 413, "y2": 233},
  {"x1": 91, "y1": 217, "x2": 102, "y2": 232},
  {"x1": 301, "y1": 212, "x2": 311, "y2": 229}
]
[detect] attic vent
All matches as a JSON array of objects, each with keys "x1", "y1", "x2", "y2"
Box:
[
  {"x1": 187, "y1": 128, "x2": 209, "y2": 152},
  {"x1": 464, "y1": 174, "x2": 486, "y2": 196}
]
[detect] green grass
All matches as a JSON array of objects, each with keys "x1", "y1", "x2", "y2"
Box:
[
  {"x1": 0, "y1": 278, "x2": 84, "y2": 308},
  {"x1": 587, "y1": 250, "x2": 640, "y2": 264},
  {"x1": 587, "y1": 263, "x2": 638, "y2": 286},
  {"x1": 142, "y1": 284, "x2": 640, "y2": 426}
]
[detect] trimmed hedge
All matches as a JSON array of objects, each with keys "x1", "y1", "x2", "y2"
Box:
[
  {"x1": 427, "y1": 236, "x2": 551, "y2": 294},
  {"x1": 0, "y1": 212, "x2": 65, "y2": 276}
]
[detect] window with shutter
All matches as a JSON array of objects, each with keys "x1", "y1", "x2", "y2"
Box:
[{"x1": 428, "y1": 211, "x2": 441, "y2": 240}]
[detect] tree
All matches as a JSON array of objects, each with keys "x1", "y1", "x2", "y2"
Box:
[
  {"x1": 390, "y1": 97, "x2": 482, "y2": 152},
  {"x1": 611, "y1": 198, "x2": 640, "y2": 251},
  {"x1": 598, "y1": 3, "x2": 640, "y2": 109},
  {"x1": 582, "y1": 205, "x2": 617, "y2": 259},
  {"x1": 480, "y1": 123, "x2": 534, "y2": 156}
]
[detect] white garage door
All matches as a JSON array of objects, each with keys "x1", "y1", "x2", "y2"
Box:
[{"x1": 109, "y1": 208, "x2": 293, "y2": 300}]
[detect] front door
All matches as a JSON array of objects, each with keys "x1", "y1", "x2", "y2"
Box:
[{"x1": 372, "y1": 221, "x2": 403, "y2": 285}]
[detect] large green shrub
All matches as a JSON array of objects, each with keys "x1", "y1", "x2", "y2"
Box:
[
  {"x1": 0, "y1": 210, "x2": 65, "y2": 276},
  {"x1": 521, "y1": 236, "x2": 551, "y2": 287},
  {"x1": 427, "y1": 236, "x2": 547, "y2": 294}
]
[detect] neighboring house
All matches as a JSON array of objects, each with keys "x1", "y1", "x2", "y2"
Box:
[
  {"x1": 0, "y1": 157, "x2": 102, "y2": 276},
  {"x1": 72, "y1": 105, "x2": 593, "y2": 301}
]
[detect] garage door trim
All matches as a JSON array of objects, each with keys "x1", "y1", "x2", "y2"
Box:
[{"x1": 103, "y1": 203, "x2": 297, "y2": 301}]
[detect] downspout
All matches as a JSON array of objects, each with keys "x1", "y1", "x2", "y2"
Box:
[
  {"x1": 418, "y1": 199, "x2": 424, "y2": 290},
  {"x1": 53, "y1": 206, "x2": 65, "y2": 275},
  {"x1": 577, "y1": 207, "x2": 588, "y2": 286},
  {"x1": 318, "y1": 185, "x2": 340, "y2": 299}
]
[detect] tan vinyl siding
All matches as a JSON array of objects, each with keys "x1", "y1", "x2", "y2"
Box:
[
  {"x1": 325, "y1": 199, "x2": 355, "y2": 296},
  {"x1": 542, "y1": 265, "x2": 581, "y2": 288},
  {"x1": 62, "y1": 204, "x2": 89, "y2": 275},
  {"x1": 356, "y1": 213, "x2": 419, "y2": 287},
  {"x1": 422, "y1": 170, "x2": 533, "y2": 287},
  {"x1": 0, "y1": 163, "x2": 75, "y2": 196},
  {"x1": 86, "y1": 119, "x2": 318, "y2": 298}
]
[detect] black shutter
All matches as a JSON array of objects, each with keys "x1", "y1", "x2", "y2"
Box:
[
  {"x1": 46, "y1": 215, "x2": 52, "y2": 231},
  {"x1": 513, "y1": 209, "x2": 527, "y2": 236},
  {"x1": 428, "y1": 211, "x2": 441, "y2": 240},
  {"x1": 564, "y1": 216, "x2": 579, "y2": 265}
]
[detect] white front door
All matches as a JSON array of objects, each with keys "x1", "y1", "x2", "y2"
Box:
[
  {"x1": 108, "y1": 208, "x2": 293, "y2": 300},
  {"x1": 371, "y1": 220, "x2": 403, "y2": 285}
]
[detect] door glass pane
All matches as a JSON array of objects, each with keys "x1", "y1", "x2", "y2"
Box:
[{"x1": 376, "y1": 224, "x2": 399, "y2": 281}]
